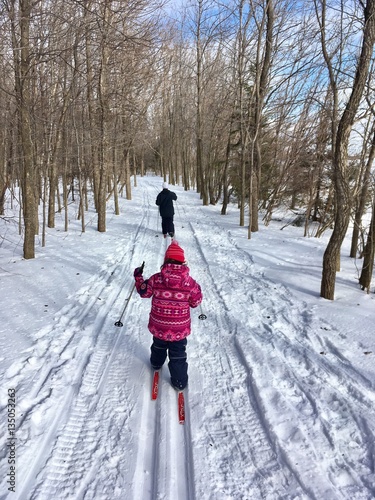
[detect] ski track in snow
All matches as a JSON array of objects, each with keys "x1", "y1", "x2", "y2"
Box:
[
  {"x1": 175, "y1": 191, "x2": 375, "y2": 500},
  {"x1": 1, "y1": 177, "x2": 375, "y2": 499},
  {"x1": 1, "y1": 185, "x2": 195, "y2": 500},
  {"x1": 1, "y1": 195, "x2": 151, "y2": 499}
]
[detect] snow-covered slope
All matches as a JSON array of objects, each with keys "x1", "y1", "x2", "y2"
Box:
[{"x1": 0, "y1": 175, "x2": 374, "y2": 499}]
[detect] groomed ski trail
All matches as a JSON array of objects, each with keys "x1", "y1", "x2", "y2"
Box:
[{"x1": 2, "y1": 177, "x2": 375, "y2": 500}]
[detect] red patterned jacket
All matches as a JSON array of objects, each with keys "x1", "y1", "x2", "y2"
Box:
[{"x1": 135, "y1": 263, "x2": 202, "y2": 341}]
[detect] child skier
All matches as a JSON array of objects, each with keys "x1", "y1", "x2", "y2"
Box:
[
  {"x1": 133, "y1": 240, "x2": 203, "y2": 390},
  {"x1": 156, "y1": 182, "x2": 177, "y2": 238}
]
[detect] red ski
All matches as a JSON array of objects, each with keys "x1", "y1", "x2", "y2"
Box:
[
  {"x1": 151, "y1": 370, "x2": 159, "y2": 400},
  {"x1": 178, "y1": 391, "x2": 185, "y2": 424}
]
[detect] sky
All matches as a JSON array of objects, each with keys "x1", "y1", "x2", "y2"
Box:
[{"x1": 0, "y1": 174, "x2": 374, "y2": 500}]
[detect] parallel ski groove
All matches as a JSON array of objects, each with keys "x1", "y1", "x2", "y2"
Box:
[
  {"x1": 150, "y1": 376, "x2": 162, "y2": 500},
  {"x1": 183, "y1": 387, "x2": 196, "y2": 500},
  {"x1": 149, "y1": 370, "x2": 195, "y2": 500},
  {"x1": 182, "y1": 209, "x2": 307, "y2": 498}
]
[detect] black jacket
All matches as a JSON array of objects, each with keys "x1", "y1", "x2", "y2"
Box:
[{"x1": 156, "y1": 189, "x2": 177, "y2": 218}]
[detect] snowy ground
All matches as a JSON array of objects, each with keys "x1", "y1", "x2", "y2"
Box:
[{"x1": 0, "y1": 174, "x2": 374, "y2": 500}]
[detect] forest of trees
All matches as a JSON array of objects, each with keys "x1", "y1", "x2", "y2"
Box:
[{"x1": 0, "y1": 0, "x2": 375, "y2": 300}]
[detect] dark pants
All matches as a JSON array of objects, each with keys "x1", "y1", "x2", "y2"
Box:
[
  {"x1": 161, "y1": 217, "x2": 174, "y2": 236},
  {"x1": 150, "y1": 337, "x2": 188, "y2": 390}
]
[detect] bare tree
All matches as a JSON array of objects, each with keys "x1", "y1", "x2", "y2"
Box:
[
  {"x1": 350, "y1": 108, "x2": 375, "y2": 258},
  {"x1": 247, "y1": 0, "x2": 274, "y2": 237},
  {"x1": 318, "y1": 0, "x2": 375, "y2": 300},
  {"x1": 187, "y1": 0, "x2": 229, "y2": 204},
  {"x1": 9, "y1": 0, "x2": 38, "y2": 258},
  {"x1": 359, "y1": 181, "x2": 375, "y2": 292}
]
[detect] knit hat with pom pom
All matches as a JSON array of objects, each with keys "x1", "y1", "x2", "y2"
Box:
[{"x1": 164, "y1": 240, "x2": 185, "y2": 263}]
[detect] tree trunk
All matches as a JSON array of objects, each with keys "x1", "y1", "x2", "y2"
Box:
[
  {"x1": 359, "y1": 192, "x2": 375, "y2": 292},
  {"x1": 125, "y1": 149, "x2": 132, "y2": 201},
  {"x1": 250, "y1": 0, "x2": 274, "y2": 235},
  {"x1": 195, "y1": 0, "x2": 208, "y2": 205},
  {"x1": 221, "y1": 127, "x2": 232, "y2": 215},
  {"x1": 15, "y1": 0, "x2": 37, "y2": 259},
  {"x1": 350, "y1": 126, "x2": 375, "y2": 257},
  {"x1": 320, "y1": 0, "x2": 375, "y2": 299},
  {"x1": 96, "y1": 2, "x2": 111, "y2": 233}
]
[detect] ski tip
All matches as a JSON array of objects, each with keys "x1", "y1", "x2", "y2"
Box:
[
  {"x1": 178, "y1": 391, "x2": 185, "y2": 424},
  {"x1": 151, "y1": 370, "x2": 160, "y2": 400}
]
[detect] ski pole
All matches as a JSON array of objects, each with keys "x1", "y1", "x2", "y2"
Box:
[
  {"x1": 155, "y1": 208, "x2": 159, "y2": 237},
  {"x1": 198, "y1": 304, "x2": 207, "y2": 320},
  {"x1": 175, "y1": 199, "x2": 184, "y2": 230},
  {"x1": 114, "y1": 261, "x2": 145, "y2": 327}
]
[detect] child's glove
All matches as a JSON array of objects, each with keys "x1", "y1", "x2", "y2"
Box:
[
  {"x1": 134, "y1": 267, "x2": 143, "y2": 278},
  {"x1": 133, "y1": 262, "x2": 145, "y2": 278}
]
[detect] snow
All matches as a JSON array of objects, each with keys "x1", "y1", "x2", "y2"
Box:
[{"x1": 1, "y1": 174, "x2": 375, "y2": 500}]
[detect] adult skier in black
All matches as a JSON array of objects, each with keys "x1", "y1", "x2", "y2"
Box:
[{"x1": 156, "y1": 182, "x2": 177, "y2": 238}]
